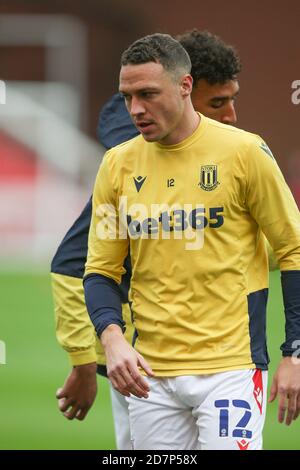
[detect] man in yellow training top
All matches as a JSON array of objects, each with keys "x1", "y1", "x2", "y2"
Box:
[
  {"x1": 52, "y1": 29, "x2": 244, "y2": 450},
  {"x1": 84, "y1": 33, "x2": 300, "y2": 450}
]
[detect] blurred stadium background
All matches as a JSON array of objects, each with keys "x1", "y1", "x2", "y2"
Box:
[{"x1": 0, "y1": 0, "x2": 299, "y2": 450}]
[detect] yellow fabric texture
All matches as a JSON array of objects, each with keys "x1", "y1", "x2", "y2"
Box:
[
  {"x1": 266, "y1": 238, "x2": 278, "y2": 271},
  {"x1": 51, "y1": 272, "x2": 134, "y2": 366},
  {"x1": 85, "y1": 115, "x2": 300, "y2": 376}
]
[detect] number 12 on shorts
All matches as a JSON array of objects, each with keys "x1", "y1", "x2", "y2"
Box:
[{"x1": 214, "y1": 400, "x2": 252, "y2": 438}]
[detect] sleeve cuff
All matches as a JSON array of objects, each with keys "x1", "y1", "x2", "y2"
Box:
[{"x1": 68, "y1": 348, "x2": 98, "y2": 366}]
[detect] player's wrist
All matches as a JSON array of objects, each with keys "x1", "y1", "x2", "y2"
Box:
[
  {"x1": 73, "y1": 362, "x2": 97, "y2": 375},
  {"x1": 100, "y1": 324, "x2": 124, "y2": 348}
]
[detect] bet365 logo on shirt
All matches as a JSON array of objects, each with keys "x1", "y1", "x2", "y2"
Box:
[
  {"x1": 126, "y1": 205, "x2": 224, "y2": 238},
  {"x1": 96, "y1": 198, "x2": 225, "y2": 250}
]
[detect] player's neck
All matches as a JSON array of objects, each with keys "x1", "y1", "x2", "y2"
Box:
[{"x1": 158, "y1": 108, "x2": 200, "y2": 146}]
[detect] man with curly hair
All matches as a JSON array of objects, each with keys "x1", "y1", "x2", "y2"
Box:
[
  {"x1": 178, "y1": 29, "x2": 240, "y2": 124},
  {"x1": 52, "y1": 30, "x2": 242, "y2": 449}
]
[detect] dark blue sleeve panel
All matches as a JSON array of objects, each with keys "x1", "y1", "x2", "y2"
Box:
[
  {"x1": 280, "y1": 271, "x2": 300, "y2": 356},
  {"x1": 83, "y1": 273, "x2": 124, "y2": 337},
  {"x1": 50, "y1": 195, "x2": 132, "y2": 303},
  {"x1": 51, "y1": 197, "x2": 92, "y2": 279},
  {"x1": 97, "y1": 93, "x2": 139, "y2": 149},
  {"x1": 51, "y1": 93, "x2": 137, "y2": 293}
]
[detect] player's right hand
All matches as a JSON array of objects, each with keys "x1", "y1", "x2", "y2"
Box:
[
  {"x1": 56, "y1": 362, "x2": 98, "y2": 421},
  {"x1": 101, "y1": 324, "x2": 154, "y2": 399}
]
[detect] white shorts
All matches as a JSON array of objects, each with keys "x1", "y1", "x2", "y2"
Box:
[
  {"x1": 127, "y1": 369, "x2": 267, "y2": 450},
  {"x1": 110, "y1": 384, "x2": 131, "y2": 450}
]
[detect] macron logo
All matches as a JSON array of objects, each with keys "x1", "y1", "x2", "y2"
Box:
[
  {"x1": 133, "y1": 176, "x2": 147, "y2": 193},
  {"x1": 237, "y1": 439, "x2": 249, "y2": 450}
]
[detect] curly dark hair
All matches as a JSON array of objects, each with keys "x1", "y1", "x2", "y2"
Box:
[
  {"x1": 176, "y1": 29, "x2": 241, "y2": 86},
  {"x1": 121, "y1": 33, "x2": 191, "y2": 80}
]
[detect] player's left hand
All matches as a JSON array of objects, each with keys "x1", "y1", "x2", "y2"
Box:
[{"x1": 269, "y1": 356, "x2": 300, "y2": 425}]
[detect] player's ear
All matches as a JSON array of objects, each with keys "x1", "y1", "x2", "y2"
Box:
[{"x1": 180, "y1": 74, "x2": 193, "y2": 97}]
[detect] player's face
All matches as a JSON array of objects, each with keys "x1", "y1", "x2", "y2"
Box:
[
  {"x1": 191, "y1": 79, "x2": 239, "y2": 125},
  {"x1": 119, "y1": 62, "x2": 192, "y2": 145}
]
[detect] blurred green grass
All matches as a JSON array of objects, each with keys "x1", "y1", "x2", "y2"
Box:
[
  {"x1": 0, "y1": 269, "x2": 299, "y2": 449},
  {"x1": 0, "y1": 271, "x2": 115, "y2": 450}
]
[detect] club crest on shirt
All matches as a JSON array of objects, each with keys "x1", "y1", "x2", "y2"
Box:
[{"x1": 199, "y1": 165, "x2": 219, "y2": 191}]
